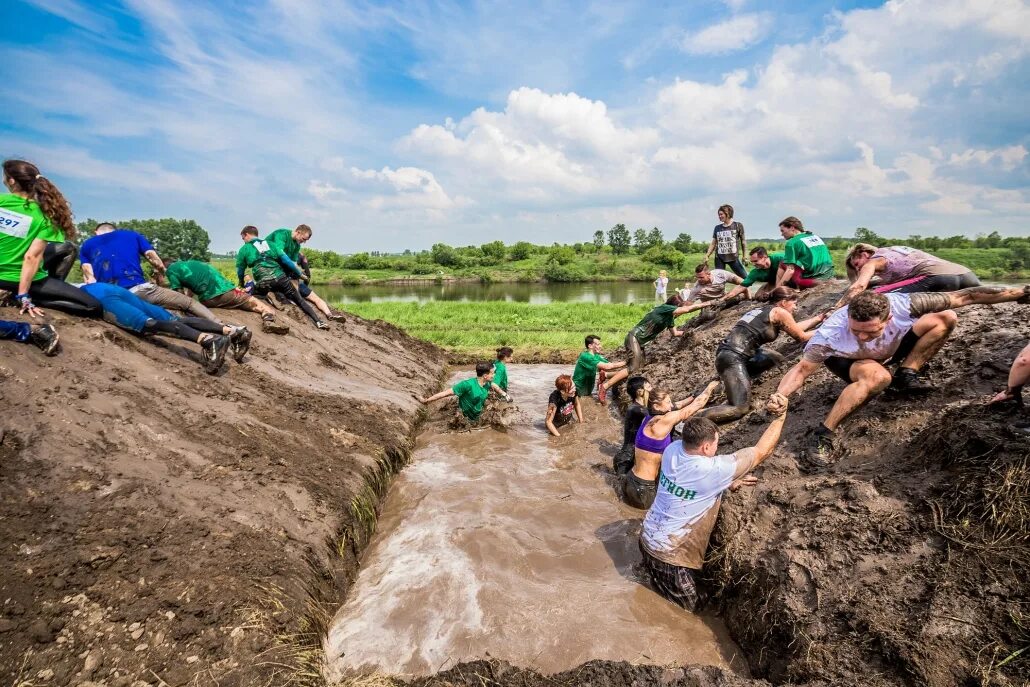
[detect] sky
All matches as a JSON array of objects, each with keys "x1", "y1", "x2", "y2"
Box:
[{"x1": 1, "y1": 0, "x2": 1028, "y2": 254}]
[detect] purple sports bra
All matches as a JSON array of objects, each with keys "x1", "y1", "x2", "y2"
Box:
[{"x1": 635, "y1": 414, "x2": 672, "y2": 454}]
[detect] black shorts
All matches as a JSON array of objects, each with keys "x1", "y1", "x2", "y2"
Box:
[
  {"x1": 878, "y1": 271, "x2": 980, "y2": 293},
  {"x1": 623, "y1": 471, "x2": 657, "y2": 510},
  {"x1": 824, "y1": 329, "x2": 920, "y2": 382},
  {"x1": 638, "y1": 541, "x2": 700, "y2": 611}
]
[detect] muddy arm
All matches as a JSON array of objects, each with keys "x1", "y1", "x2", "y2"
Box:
[
  {"x1": 830, "y1": 259, "x2": 882, "y2": 310},
  {"x1": 490, "y1": 383, "x2": 512, "y2": 401},
  {"x1": 733, "y1": 410, "x2": 788, "y2": 478},
  {"x1": 421, "y1": 388, "x2": 454, "y2": 404},
  {"x1": 772, "y1": 359, "x2": 821, "y2": 402},
  {"x1": 545, "y1": 404, "x2": 560, "y2": 437}
]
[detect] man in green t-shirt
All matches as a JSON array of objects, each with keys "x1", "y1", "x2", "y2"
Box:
[
  {"x1": 236, "y1": 226, "x2": 327, "y2": 329},
  {"x1": 723, "y1": 247, "x2": 784, "y2": 301},
  {"x1": 775, "y1": 217, "x2": 834, "y2": 289},
  {"x1": 573, "y1": 335, "x2": 627, "y2": 401},
  {"x1": 421, "y1": 361, "x2": 511, "y2": 421},
  {"x1": 165, "y1": 259, "x2": 288, "y2": 334},
  {"x1": 613, "y1": 296, "x2": 717, "y2": 389},
  {"x1": 265, "y1": 225, "x2": 344, "y2": 323}
]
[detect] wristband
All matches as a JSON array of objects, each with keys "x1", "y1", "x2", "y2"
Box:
[{"x1": 15, "y1": 293, "x2": 32, "y2": 305}]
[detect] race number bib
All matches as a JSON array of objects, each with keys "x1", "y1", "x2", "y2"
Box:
[
  {"x1": 893, "y1": 246, "x2": 915, "y2": 254},
  {"x1": 739, "y1": 308, "x2": 763, "y2": 324},
  {"x1": 0, "y1": 208, "x2": 33, "y2": 238},
  {"x1": 255, "y1": 241, "x2": 270, "y2": 253},
  {"x1": 801, "y1": 235, "x2": 825, "y2": 248},
  {"x1": 716, "y1": 229, "x2": 736, "y2": 254}
]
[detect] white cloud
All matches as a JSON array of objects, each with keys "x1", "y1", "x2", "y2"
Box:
[{"x1": 682, "y1": 13, "x2": 773, "y2": 55}]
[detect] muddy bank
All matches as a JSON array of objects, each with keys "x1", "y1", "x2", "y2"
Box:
[
  {"x1": 634, "y1": 281, "x2": 1030, "y2": 686},
  {"x1": 0, "y1": 304, "x2": 446, "y2": 686}
]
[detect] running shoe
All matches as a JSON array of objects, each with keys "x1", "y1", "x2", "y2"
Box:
[
  {"x1": 202, "y1": 335, "x2": 231, "y2": 374},
  {"x1": 805, "y1": 432, "x2": 835, "y2": 468},
  {"x1": 889, "y1": 368, "x2": 935, "y2": 394},
  {"x1": 261, "y1": 318, "x2": 290, "y2": 335},
  {"x1": 316, "y1": 320, "x2": 330, "y2": 330},
  {"x1": 29, "y1": 324, "x2": 60, "y2": 356},
  {"x1": 327, "y1": 312, "x2": 346, "y2": 322},
  {"x1": 229, "y1": 326, "x2": 252, "y2": 363}
]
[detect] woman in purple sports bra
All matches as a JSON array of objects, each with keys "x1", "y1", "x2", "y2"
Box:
[{"x1": 623, "y1": 381, "x2": 719, "y2": 509}]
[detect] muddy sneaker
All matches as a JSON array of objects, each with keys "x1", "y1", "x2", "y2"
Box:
[
  {"x1": 202, "y1": 335, "x2": 231, "y2": 374},
  {"x1": 315, "y1": 320, "x2": 330, "y2": 330},
  {"x1": 327, "y1": 312, "x2": 346, "y2": 322},
  {"x1": 29, "y1": 324, "x2": 60, "y2": 356},
  {"x1": 805, "y1": 430, "x2": 836, "y2": 468},
  {"x1": 261, "y1": 317, "x2": 290, "y2": 335},
  {"x1": 889, "y1": 368, "x2": 935, "y2": 394},
  {"x1": 229, "y1": 326, "x2": 252, "y2": 363}
]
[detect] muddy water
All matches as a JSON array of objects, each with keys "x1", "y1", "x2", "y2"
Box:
[{"x1": 325, "y1": 365, "x2": 747, "y2": 679}]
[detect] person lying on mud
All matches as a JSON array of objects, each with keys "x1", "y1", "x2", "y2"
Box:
[
  {"x1": 80, "y1": 282, "x2": 252, "y2": 374},
  {"x1": 0, "y1": 319, "x2": 59, "y2": 356},
  {"x1": 573, "y1": 335, "x2": 627, "y2": 404},
  {"x1": 265, "y1": 225, "x2": 345, "y2": 323},
  {"x1": 698, "y1": 287, "x2": 826, "y2": 424},
  {"x1": 494, "y1": 346, "x2": 513, "y2": 393},
  {"x1": 613, "y1": 375, "x2": 651, "y2": 475},
  {"x1": 236, "y1": 226, "x2": 328, "y2": 329},
  {"x1": 832, "y1": 243, "x2": 981, "y2": 310},
  {"x1": 774, "y1": 217, "x2": 835, "y2": 289},
  {"x1": 638, "y1": 410, "x2": 787, "y2": 612},
  {"x1": 0, "y1": 159, "x2": 102, "y2": 320},
  {"x1": 722, "y1": 247, "x2": 783, "y2": 302},
  {"x1": 163, "y1": 259, "x2": 289, "y2": 334},
  {"x1": 80, "y1": 223, "x2": 221, "y2": 323},
  {"x1": 768, "y1": 285, "x2": 1030, "y2": 461},
  {"x1": 624, "y1": 383, "x2": 719, "y2": 510},
  {"x1": 421, "y1": 361, "x2": 511, "y2": 422},
  {"x1": 545, "y1": 374, "x2": 582, "y2": 437}
]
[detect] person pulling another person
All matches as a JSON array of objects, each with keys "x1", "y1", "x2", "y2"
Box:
[
  {"x1": 614, "y1": 375, "x2": 651, "y2": 475},
  {"x1": 768, "y1": 285, "x2": 1030, "y2": 461},
  {"x1": 421, "y1": 362, "x2": 511, "y2": 422},
  {"x1": 235, "y1": 226, "x2": 328, "y2": 329},
  {"x1": 722, "y1": 247, "x2": 784, "y2": 302},
  {"x1": 774, "y1": 217, "x2": 835, "y2": 289},
  {"x1": 679, "y1": 264, "x2": 745, "y2": 329},
  {"x1": 623, "y1": 383, "x2": 718, "y2": 510},
  {"x1": 705, "y1": 204, "x2": 748, "y2": 279},
  {"x1": 638, "y1": 408, "x2": 787, "y2": 611},
  {"x1": 545, "y1": 374, "x2": 582, "y2": 437},
  {"x1": 573, "y1": 335, "x2": 627, "y2": 404},
  {"x1": 265, "y1": 225, "x2": 345, "y2": 322},
  {"x1": 164, "y1": 259, "x2": 289, "y2": 334}
]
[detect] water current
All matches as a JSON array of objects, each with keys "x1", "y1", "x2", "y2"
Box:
[{"x1": 325, "y1": 364, "x2": 747, "y2": 679}]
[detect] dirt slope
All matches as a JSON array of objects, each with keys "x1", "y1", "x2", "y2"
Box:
[
  {"x1": 636, "y1": 282, "x2": 1029, "y2": 686},
  {"x1": 0, "y1": 304, "x2": 446, "y2": 686}
]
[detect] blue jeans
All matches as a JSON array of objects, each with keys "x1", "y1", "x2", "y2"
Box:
[{"x1": 0, "y1": 320, "x2": 31, "y2": 342}]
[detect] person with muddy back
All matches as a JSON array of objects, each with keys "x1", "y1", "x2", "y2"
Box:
[
  {"x1": 705, "y1": 204, "x2": 748, "y2": 279},
  {"x1": 774, "y1": 217, "x2": 835, "y2": 289},
  {"x1": 624, "y1": 382, "x2": 719, "y2": 510},
  {"x1": 163, "y1": 258, "x2": 289, "y2": 334},
  {"x1": 421, "y1": 362, "x2": 511, "y2": 422},
  {"x1": 613, "y1": 375, "x2": 651, "y2": 475},
  {"x1": 699, "y1": 287, "x2": 826, "y2": 424},
  {"x1": 236, "y1": 226, "x2": 329, "y2": 329},
  {"x1": 639, "y1": 410, "x2": 787, "y2": 611},
  {"x1": 722, "y1": 246, "x2": 784, "y2": 302},
  {"x1": 0, "y1": 159, "x2": 103, "y2": 319},
  {"x1": 768, "y1": 285, "x2": 1030, "y2": 462},
  {"x1": 545, "y1": 374, "x2": 582, "y2": 436},
  {"x1": 573, "y1": 335, "x2": 627, "y2": 404},
  {"x1": 832, "y1": 243, "x2": 981, "y2": 310},
  {"x1": 265, "y1": 225, "x2": 345, "y2": 323}
]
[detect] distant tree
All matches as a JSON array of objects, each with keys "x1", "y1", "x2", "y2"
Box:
[
  {"x1": 607, "y1": 224, "x2": 631, "y2": 255},
  {"x1": 642, "y1": 244, "x2": 686, "y2": 269},
  {"x1": 431, "y1": 242, "x2": 459, "y2": 266},
  {"x1": 76, "y1": 217, "x2": 212, "y2": 260},
  {"x1": 975, "y1": 231, "x2": 1003, "y2": 249},
  {"x1": 854, "y1": 227, "x2": 886, "y2": 246},
  {"x1": 593, "y1": 230, "x2": 605, "y2": 252},
  {"x1": 509, "y1": 241, "x2": 534, "y2": 260},
  {"x1": 633, "y1": 228, "x2": 648, "y2": 252},
  {"x1": 481, "y1": 240, "x2": 506, "y2": 263},
  {"x1": 941, "y1": 235, "x2": 973, "y2": 249},
  {"x1": 345, "y1": 252, "x2": 372, "y2": 269},
  {"x1": 548, "y1": 244, "x2": 576, "y2": 265},
  {"x1": 672, "y1": 232, "x2": 693, "y2": 254},
  {"x1": 646, "y1": 227, "x2": 664, "y2": 248}
]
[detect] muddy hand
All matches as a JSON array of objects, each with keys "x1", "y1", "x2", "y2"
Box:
[
  {"x1": 16, "y1": 294, "x2": 45, "y2": 319},
  {"x1": 729, "y1": 475, "x2": 758, "y2": 492},
  {"x1": 988, "y1": 387, "x2": 1021, "y2": 405},
  {"x1": 766, "y1": 392, "x2": 788, "y2": 415}
]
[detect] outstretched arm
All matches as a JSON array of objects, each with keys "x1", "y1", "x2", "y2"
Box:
[
  {"x1": 653, "y1": 380, "x2": 719, "y2": 433},
  {"x1": 773, "y1": 308, "x2": 826, "y2": 343},
  {"x1": 831, "y1": 259, "x2": 883, "y2": 310},
  {"x1": 769, "y1": 358, "x2": 822, "y2": 411},
  {"x1": 733, "y1": 408, "x2": 787, "y2": 478},
  {"x1": 143, "y1": 249, "x2": 167, "y2": 280},
  {"x1": 421, "y1": 388, "x2": 455, "y2": 404},
  {"x1": 490, "y1": 383, "x2": 512, "y2": 401},
  {"x1": 990, "y1": 342, "x2": 1030, "y2": 404},
  {"x1": 723, "y1": 284, "x2": 750, "y2": 301}
]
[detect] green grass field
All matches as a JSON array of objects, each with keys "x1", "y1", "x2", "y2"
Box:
[{"x1": 341, "y1": 301, "x2": 663, "y2": 361}]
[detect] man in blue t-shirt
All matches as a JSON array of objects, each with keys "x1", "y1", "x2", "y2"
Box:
[{"x1": 79, "y1": 223, "x2": 220, "y2": 322}]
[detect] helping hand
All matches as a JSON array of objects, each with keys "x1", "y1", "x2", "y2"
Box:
[
  {"x1": 729, "y1": 475, "x2": 758, "y2": 492},
  {"x1": 766, "y1": 392, "x2": 789, "y2": 416}
]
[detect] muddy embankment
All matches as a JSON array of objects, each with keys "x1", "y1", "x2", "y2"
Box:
[
  {"x1": 634, "y1": 282, "x2": 1028, "y2": 687},
  {"x1": 0, "y1": 304, "x2": 447, "y2": 686}
]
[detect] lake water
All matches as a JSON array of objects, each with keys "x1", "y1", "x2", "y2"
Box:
[{"x1": 318, "y1": 281, "x2": 669, "y2": 304}]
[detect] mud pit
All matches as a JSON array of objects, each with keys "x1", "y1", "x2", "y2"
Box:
[{"x1": 326, "y1": 365, "x2": 747, "y2": 679}]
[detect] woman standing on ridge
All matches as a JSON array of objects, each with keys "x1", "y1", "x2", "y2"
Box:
[
  {"x1": 705, "y1": 204, "x2": 748, "y2": 279},
  {"x1": 0, "y1": 159, "x2": 101, "y2": 318}
]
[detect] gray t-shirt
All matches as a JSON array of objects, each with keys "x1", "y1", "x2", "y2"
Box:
[{"x1": 713, "y1": 222, "x2": 743, "y2": 261}]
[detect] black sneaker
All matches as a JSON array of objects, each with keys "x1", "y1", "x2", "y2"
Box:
[
  {"x1": 889, "y1": 368, "x2": 935, "y2": 394},
  {"x1": 29, "y1": 324, "x2": 59, "y2": 356},
  {"x1": 327, "y1": 312, "x2": 346, "y2": 322},
  {"x1": 229, "y1": 326, "x2": 252, "y2": 363},
  {"x1": 806, "y1": 431, "x2": 836, "y2": 468},
  {"x1": 202, "y1": 335, "x2": 230, "y2": 374}
]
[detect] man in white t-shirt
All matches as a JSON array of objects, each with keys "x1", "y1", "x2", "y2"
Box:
[
  {"x1": 768, "y1": 285, "x2": 1030, "y2": 462},
  {"x1": 639, "y1": 410, "x2": 787, "y2": 610},
  {"x1": 679, "y1": 264, "x2": 744, "y2": 329}
]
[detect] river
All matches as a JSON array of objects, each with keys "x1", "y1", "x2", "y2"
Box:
[
  {"x1": 316, "y1": 281, "x2": 666, "y2": 304},
  {"x1": 324, "y1": 364, "x2": 746, "y2": 679}
]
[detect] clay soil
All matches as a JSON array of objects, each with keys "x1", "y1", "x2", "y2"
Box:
[{"x1": 0, "y1": 304, "x2": 446, "y2": 686}]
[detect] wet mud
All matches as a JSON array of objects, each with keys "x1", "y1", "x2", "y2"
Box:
[{"x1": 326, "y1": 365, "x2": 748, "y2": 679}]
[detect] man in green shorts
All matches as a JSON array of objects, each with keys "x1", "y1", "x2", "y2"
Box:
[
  {"x1": 723, "y1": 247, "x2": 783, "y2": 301},
  {"x1": 265, "y1": 225, "x2": 344, "y2": 322},
  {"x1": 774, "y1": 217, "x2": 834, "y2": 289},
  {"x1": 235, "y1": 226, "x2": 328, "y2": 329},
  {"x1": 165, "y1": 259, "x2": 289, "y2": 334},
  {"x1": 573, "y1": 335, "x2": 627, "y2": 403},
  {"x1": 421, "y1": 362, "x2": 511, "y2": 421}
]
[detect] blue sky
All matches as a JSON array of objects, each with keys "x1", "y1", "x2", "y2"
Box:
[{"x1": 1, "y1": 0, "x2": 1028, "y2": 253}]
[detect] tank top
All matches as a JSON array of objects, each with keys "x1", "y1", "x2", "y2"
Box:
[
  {"x1": 872, "y1": 246, "x2": 968, "y2": 284},
  {"x1": 719, "y1": 305, "x2": 778, "y2": 358},
  {"x1": 623, "y1": 403, "x2": 648, "y2": 447},
  {"x1": 635, "y1": 414, "x2": 673, "y2": 455}
]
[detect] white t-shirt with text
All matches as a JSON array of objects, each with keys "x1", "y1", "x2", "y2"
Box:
[{"x1": 803, "y1": 292, "x2": 918, "y2": 363}]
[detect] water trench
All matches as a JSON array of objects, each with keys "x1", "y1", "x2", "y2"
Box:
[{"x1": 324, "y1": 364, "x2": 748, "y2": 679}]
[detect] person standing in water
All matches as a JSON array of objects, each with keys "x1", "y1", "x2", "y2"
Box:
[
  {"x1": 545, "y1": 374, "x2": 582, "y2": 436},
  {"x1": 493, "y1": 347, "x2": 513, "y2": 393},
  {"x1": 623, "y1": 383, "x2": 719, "y2": 510},
  {"x1": 654, "y1": 270, "x2": 669, "y2": 303},
  {"x1": 639, "y1": 410, "x2": 787, "y2": 611},
  {"x1": 613, "y1": 375, "x2": 651, "y2": 475},
  {"x1": 421, "y1": 362, "x2": 511, "y2": 422},
  {"x1": 699, "y1": 287, "x2": 825, "y2": 423},
  {"x1": 705, "y1": 204, "x2": 748, "y2": 279},
  {"x1": 573, "y1": 335, "x2": 627, "y2": 403}
]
